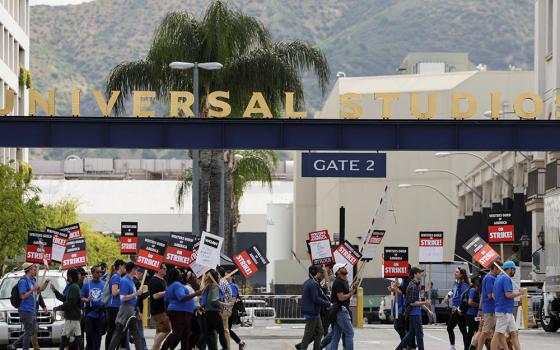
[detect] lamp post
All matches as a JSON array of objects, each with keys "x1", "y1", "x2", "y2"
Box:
[
  {"x1": 435, "y1": 152, "x2": 514, "y2": 189},
  {"x1": 398, "y1": 183, "x2": 459, "y2": 208},
  {"x1": 169, "y1": 61, "x2": 223, "y2": 236},
  {"x1": 414, "y1": 168, "x2": 483, "y2": 199}
]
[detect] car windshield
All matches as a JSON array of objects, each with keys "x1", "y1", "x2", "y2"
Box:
[{"x1": 0, "y1": 276, "x2": 67, "y2": 299}]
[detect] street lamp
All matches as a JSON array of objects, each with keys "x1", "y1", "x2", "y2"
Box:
[
  {"x1": 414, "y1": 168, "x2": 483, "y2": 199},
  {"x1": 434, "y1": 152, "x2": 514, "y2": 188},
  {"x1": 169, "y1": 61, "x2": 223, "y2": 236},
  {"x1": 398, "y1": 183, "x2": 459, "y2": 208}
]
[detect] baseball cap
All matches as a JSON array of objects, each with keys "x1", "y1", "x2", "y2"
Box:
[
  {"x1": 503, "y1": 261, "x2": 517, "y2": 270},
  {"x1": 409, "y1": 266, "x2": 424, "y2": 275},
  {"x1": 333, "y1": 263, "x2": 347, "y2": 275}
]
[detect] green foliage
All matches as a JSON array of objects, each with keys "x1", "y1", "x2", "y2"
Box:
[
  {"x1": 0, "y1": 163, "x2": 44, "y2": 263},
  {"x1": 41, "y1": 198, "x2": 121, "y2": 265},
  {"x1": 233, "y1": 150, "x2": 279, "y2": 202},
  {"x1": 19, "y1": 66, "x2": 32, "y2": 89}
]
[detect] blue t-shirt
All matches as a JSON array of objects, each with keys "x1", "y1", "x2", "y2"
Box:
[
  {"x1": 107, "y1": 273, "x2": 121, "y2": 308},
  {"x1": 119, "y1": 275, "x2": 137, "y2": 305},
  {"x1": 494, "y1": 274, "x2": 514, "y2": 314},
  {"x1": 81, "y1": 280, "x2": 105, "y2": 318},
  {"x1": 230, "y1": 283, "x2": 239, "y2": 298},
  {"x1": 452, "y1": 281, "x2": 469, "y2": 307},
  {"x1": 165, "y1": 281, "x2": 195, "y2": 313},
  {"x1": 408, "y1": 282, "x2": 422, "y2": 316},
  {"x1": 467, "y1": 288, "x2": 479, "y2": 316},
  {"x1": 18, "y1": 277, "x2": 35, "y2": 314},
  {"x1": 481, "y1": 274, "x2": 496, "y2": 313}
]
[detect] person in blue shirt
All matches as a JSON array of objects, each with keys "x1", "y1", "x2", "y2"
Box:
[
  {"x1": 395, "y1": 267, "x2": 431, "y2": 350},
  {"x1": 81, "y1": 265, "x2": 106, "y2": 350},
  {"x1": 490, "y1": 261, "x2": 525, "y2": 350},
  {"x1": 105, "y1": 259, "x2": 126, "y2": 350},
  {"x1": 465, "y1": 277, "x2": 480, "y2": 348},
  {"x1": 297, "y1": 265, "x2": 331, "y2": 350},
  {"x1": 160, "y1": 267, "x2": 203, "y2": 350},
  {"x1": 9, "y1": 263, "x2": 48, "y2": 350},
  {"x1": 107, "y1": 262, "x2": 144, "y2": 350},
  {"x1": 228, "y1": 277, "x2": 246, "y2": 350},
  {"x1": 444, "y1": 267, "x2": 470, "y2": 350},
  {"x1": 477, "y1": 264, "x2": 500, "y2": 350}
]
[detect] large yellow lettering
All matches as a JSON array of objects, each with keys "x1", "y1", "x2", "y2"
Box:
[
  {"x1": 555, "y1": 95, "x2": 560, "y2": 119},
  {"x1": 339, "y1": 93, "x2": 362, "y2": 119},
  {"x1": 208, "y1": 91, "x2": 231, "y2": 118},
  {"x1": 284, "y1": 92, "x2": 307, "y2": 118},
  {"x1": 0, "y1": 88, "x2": 14, "y2": 116},
  {"x1": 243, "y1": 92, "x2": 272, "y2": 118},
  {"x1": 410, "y1": 93, "x2": 436, "y2": 119},
  {"x1": 374, "y1": 93, "x2": 399, "y2": 119},
  {"x1": 29, "y1": 89, "x2": 56, "y2": 116},
  {"x1": 490, "y1": 92, "x2": 502, "y2": 119},
  {"x1": 514, "y1": 93, "x2": 542, "y2": 120},
  {"x1": 94, "y1": 90, "x2": 120, "y2": 117},
  {"x1": 170, "y1": 91, "x2": 194, "y2": 117},
  {"x1": 451, "y1": 93, "x2": 477, "y2": 119},
  {"x1": 71, "y1": 89, "x2": 80, "y2": 117},
  {"x1": 132, "y1": 91, "x2": 155, "y2": 117}
]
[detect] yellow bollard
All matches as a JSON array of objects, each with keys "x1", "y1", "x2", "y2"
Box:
[
  {"x1": 143, "y1": 284, "x2": 149, "y2": 328},
  {"x1": 521, "y1": 287, "x2": 528, "y2": 329},
  {"x1": 357, "y1": 287, "x2": 364, "y2": 328}
]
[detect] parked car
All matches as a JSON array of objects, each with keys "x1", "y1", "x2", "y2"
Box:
[
  {"x1": 0, "y1": 269, "x2": 67, "y2": 349},
  {"x1": 240, "y1": 299, "x2": 276, "y2": 327}
]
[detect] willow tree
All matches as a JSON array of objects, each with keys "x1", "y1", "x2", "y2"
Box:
[{"x1": 105, "y1": 0, "x2": 329, "y2": 255}]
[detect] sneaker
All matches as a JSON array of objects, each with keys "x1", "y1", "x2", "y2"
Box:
[
  {"x1": 239, "y1": 342, "x2": 247, "y2": 350},
  {"x1": 295, "y1": 344, "x2": 301, "y2": 350},
  {"x1": 449, "y1": 346, "x2": 456, "y2": 350},
  {"x1": 7, "y1": 344, "x2": 15, "y2": 350}
]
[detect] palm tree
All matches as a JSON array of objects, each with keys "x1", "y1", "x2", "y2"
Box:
[{"x1": 105, "y1": 1, "x2": 329, "y2": 255}]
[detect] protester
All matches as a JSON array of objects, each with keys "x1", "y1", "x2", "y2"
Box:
[
  {"x1": 202, "y1": 269, "x2": 229, "y2": 350},
  {"x1": 148, "y1": 264, "x2": 170, "y2": 350},
  {"x1": 388, "y1": 278, "x2": 405, "y2": 339},
  {"x1": 160, "y1": 267, "x2": 203, "y2": 350},
  {"x1": 328, "y1": 264, "x2": 356, "y2": 350},
  {"x1": 228, "y1": 276, "x2": 246, "y2": 350},
  {"x1": 31, "y1": 265, "x2": 48, "y2": 350},
  {"x1": 132, "y1": 268, "x2": 150, "y2": 350},
  {"x1": 477, "y1": 264, "x2": 500, "y2": 350},
  {"x1": 107, "y1": 262, "x2": 145, "y2": 350},
  {"x1": 427, "y1": 281, "x2": 438, "y2": 324},
  {"x1": 395, "y1": 267, "x2": 431, "y2": 350},
  {"x1": 105, "y1": 259, "x2": 126, "y2": 350},
  {"x1": 296, "y1": 265, "x2": 331, "y2": 350},
  {"x1": 465, "y1": 277, "x2": 481, "y2": 347},
  {"x1": 444, "y1": 267, "x2": 470, "y2": 350},
  {"x1": 8, "y1": 263, "x2": 48, "y2": 350},
  {"x1": 99, "y1": 262, "x2": 108, "y2": 282},
  {"x1": 491, "y1": 261, "x2": 524, "y2": 350},
  {"x1": 217, "y1": 266, "x2": 234, "y2": 349},
  {"x1": 53, "y1": 268, "x2": 83, "y2": 350},
  {"x1": 80, "y1": 265, "x2": 105, "y2": 350}
]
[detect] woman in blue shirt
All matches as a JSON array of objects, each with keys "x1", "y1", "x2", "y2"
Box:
[
  {"x1": 465, "y1": 277, "x2": 480, "y2": 348},
  {"x1": 161, "y1": 267, "x2": 203, "y2": 350},
  {"x1": 443, "y1": 267, "x2": 469, "y2": 350}
]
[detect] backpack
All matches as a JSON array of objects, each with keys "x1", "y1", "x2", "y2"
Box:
[
  {"x1": 10, "y1": 278, "x2": 27, "y2": 308},
  {"x1": 102, "y1": 281, "x2": 111, "y2": 306},
  {"x1": 458, "y1": 287, "x2": 471, "y2": 315}
]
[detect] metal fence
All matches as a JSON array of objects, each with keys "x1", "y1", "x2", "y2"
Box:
[{"x1": 243, "y1": 295, "x2": 304, "y2": 322}]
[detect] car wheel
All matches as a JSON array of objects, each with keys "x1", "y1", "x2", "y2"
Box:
[{"x1": 540, "y1": 304, "x2": 559, "y2": 333}]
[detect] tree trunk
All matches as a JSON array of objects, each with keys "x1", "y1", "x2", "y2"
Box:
[
  {"x1": 209, "y1": 150, "x2": 223, "y2": 236},
  {"x1": 209, "y1": 149, "x2": 236, "y2": 256},
  {"x1": 198, "y1": 149, "x2": 212, "y2": 234},
  {"x1": 224, "y1": 151, "x2": 235, "y2": 256}
]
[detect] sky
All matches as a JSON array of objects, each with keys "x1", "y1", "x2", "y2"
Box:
[{"x1": 30, "y1": 0, "x2": 94, "y2": 6}]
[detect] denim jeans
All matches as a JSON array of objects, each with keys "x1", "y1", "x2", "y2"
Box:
[
  {"x1": 134, "y1": 319, "x2": 148, "y2": 350},
  {"x1": 396, "y1": 315, "x2": 424, "y2": 350},
  {"x1": 12, "y1": 311, "x2": 35, "y2": 350},
  {"x1": 328, "y1": 308, "x2": 353, "y2": 350}
]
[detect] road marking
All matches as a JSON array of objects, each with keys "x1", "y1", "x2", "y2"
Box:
[
  {"x1": 424, "y1": 332, "x2": 449, "y2": 343},
  {"x1": 266, "y1": 326, "x2": 282, "y2": 330}
]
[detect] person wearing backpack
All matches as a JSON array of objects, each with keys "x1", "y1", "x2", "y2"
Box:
[
  {"x1": 8, "y1": 263, "x2": 49, "y2": 350},
  {"x1": 444, "y1": 267, "x2": 470, "y2": 350},
  {"x1": 80, "y1": 265, "x2": 106, "y2": 350}
]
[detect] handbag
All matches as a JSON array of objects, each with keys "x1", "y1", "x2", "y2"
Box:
[{"x1": 326, "y1": 303, "x2": 341, "y2": 324}]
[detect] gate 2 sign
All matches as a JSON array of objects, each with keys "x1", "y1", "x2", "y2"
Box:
[{"x1": 302, "y1": 153, "x2": 386, "y2": 178}]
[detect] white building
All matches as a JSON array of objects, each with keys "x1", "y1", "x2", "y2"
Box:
[
  {"x1": 285, "y1": 62, "x2": 534, "y2": 290},
  {"x1": 0, "y1": 0, "x2": 29, "y2": 165}
]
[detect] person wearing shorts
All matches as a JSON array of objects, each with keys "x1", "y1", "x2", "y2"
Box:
[
  {"x1": 490, "y1": 261, "x2": 524, "y2": 350},
  {"x1": 149, "y1": 264, "x2": 170, "y2": 350},
  {"x1": 477, "y1": 263, "x2": 499, "y2": 350}
]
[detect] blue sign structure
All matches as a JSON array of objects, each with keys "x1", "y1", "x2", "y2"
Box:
[{"x1": 302, "y1": 153, "x2": 386, "y2": 178}]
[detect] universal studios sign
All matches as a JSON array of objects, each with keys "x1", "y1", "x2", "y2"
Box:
[{"x1": 0, "y1": 89, "x2": 555, "y2": 119}]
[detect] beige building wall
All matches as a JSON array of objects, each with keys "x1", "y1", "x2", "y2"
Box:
[{"x1": 292, "y1": 70, "x2": 534, "y2": 282}]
